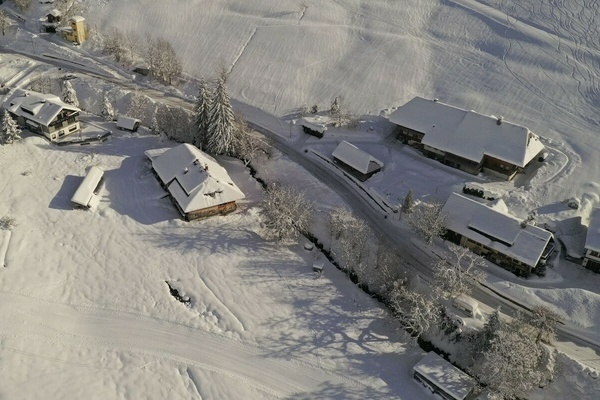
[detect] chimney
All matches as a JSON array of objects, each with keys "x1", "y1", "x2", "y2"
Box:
[
  {"x1": 496, "y1": 116, "x2": 503, "y2": 125},
  {"x1": 183, "y1": 167, "x2": 189, "y2": 174},
  {"x1": 433, "y1": 98, "x2": 439, "y2": 103}
]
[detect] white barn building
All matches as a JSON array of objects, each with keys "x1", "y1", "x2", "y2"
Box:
[{"x1": 145, "y1": 144, "x2": 245, "y2": 221}]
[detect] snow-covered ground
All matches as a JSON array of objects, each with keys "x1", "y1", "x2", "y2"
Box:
[{"x1": 2, "y1": 0, "x2": 600, "y2": 398}]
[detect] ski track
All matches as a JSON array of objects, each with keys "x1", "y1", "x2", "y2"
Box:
[{"x1": 0, "y1": 291, "x2": 372, "y2": 398}]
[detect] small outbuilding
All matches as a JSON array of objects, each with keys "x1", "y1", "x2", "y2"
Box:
[
  {"x1": 145, "y1": 144, "x2": 245, "y2": 221},
  {"x1": 116, "y1": 116, "x2": 141, "y2": 132},
  {"x1": 71, "y1": 166, "x2": 104, "y2": 209},
  {"x1": 413, "y1": 352, "x2": 476, "y2": 400},
  {"x1": 332, "y1": 140, "x2": 383, "y2": 181},
  {"x1": 300, "y1": 116, "x2": 327, "y2": 138}
]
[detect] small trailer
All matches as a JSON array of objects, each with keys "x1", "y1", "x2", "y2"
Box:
[
  {"x1": 116, "y1": 115, "x2": 141, "y2": 132},
  {"x1": 300, "y1": 116, "x2": 327, "y2": 138},
  {"x1": 71, "y1": 166, "x2": 104, "y2": 209}
]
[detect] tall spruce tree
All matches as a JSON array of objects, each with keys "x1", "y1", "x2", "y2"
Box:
[
  {"x1": 206, "y1": 70, "x2": 235, "y2": 155},
  {"x1": 1, "y1": 110, "x2": 22, "y2": 144},
  {"x1": 193, "y1": 79, "x2": 212, "y2": 150}
]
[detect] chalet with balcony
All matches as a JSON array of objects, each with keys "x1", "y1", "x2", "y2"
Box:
[
  {"x1": 1, "y1": 88, "x2": 81, "y2": 142},
  {"x1": 442, "y1": 192, "x2": 555, "y2": 277},
  {"x1": 583, "y1": 208, "x2": 600, "y2": 273},
  {"x1": 145, "y1": 144, "x2": 245, "y2": 221},
  {"x1": 388, "y1": 97, "x2": 546, "y2": 180}
]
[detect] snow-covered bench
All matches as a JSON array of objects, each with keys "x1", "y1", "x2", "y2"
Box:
[{"x1": 71, "y1": 166, "x2": 104, "y2": 209}]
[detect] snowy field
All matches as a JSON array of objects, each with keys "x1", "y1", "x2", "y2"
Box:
[{"x1": 2, "y1": 0, "x2": 600, "y2": 398}]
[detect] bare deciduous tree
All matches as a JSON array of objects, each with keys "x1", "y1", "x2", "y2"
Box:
[
  {"x1": 261, "y1": 183, "x2": 315, "y2": 241},
  {"x1": 156, "y1": 104, "x2": 193, "y2": 143},
  {"x1": 146, "y1": 37, "x2": 182, "y2": 85},
  {"x1": 30, "y1": 74, "x2": 52, "y2": 94},
  {"x1": 409, "y1": 200, "x2": 447, "y2": 245},
  {"x1": 388, "y1": 280, "x2": 439, "y2": 338},
  {"x1": 232, "y1": 113, "x2": 271, "y2": 165},
  {"x1": 433, "y1": 243, "x2": 486, "y2": 299},
  {"x1": 525, "y1": 305, "x2": 562, "y2": 344},
  {"x1": 103, "y1": 28, "x2": 127, "y2": 62},
  {"x1": 14, "y1": 0, "x2": 31, "y2": 12}
]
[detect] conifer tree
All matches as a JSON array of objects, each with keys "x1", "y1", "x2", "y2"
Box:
[
  {"x1": 401, "y1": 189, "x2": 415, "y2": 214},
  {"x1": 101, "y1": 94, "x2": 115, "y2": 121},
  {"x1": 62, "y1": 80, "x2": 79, "y2": 108},
  {"x1": 206, "y1": 69, "x2": 235, "y2": 155},
  {"x1": 193, "y1": 79, "x2": 212, "y2": 150},
  {"x1": 1, "y1": 110, "x2": 22, "y2": 144}
]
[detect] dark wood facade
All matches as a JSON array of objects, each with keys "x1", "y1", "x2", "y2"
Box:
[{"x1": 182, "y1": 201, "x2": 238, "y2": 221}]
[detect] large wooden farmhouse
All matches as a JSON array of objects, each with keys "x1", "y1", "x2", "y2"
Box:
[
  {"x1": 583, "y1": 208, "x2": 600, "y2": 273},
  {"x1": 332, "y1": 140, "x2": 383, "y2": 181},
  {"x1": 442, "y1": 192, "x2": 555, "y2": 277},
  {"x1": 145, "y1": 144, "x2": 245, "y2": 221},
  {"x1": 388, "y1": 97, "x2": 545, "y2": 180},
  {"x1": 1, "y1": 88, "x2": 81, "y2": 142}
]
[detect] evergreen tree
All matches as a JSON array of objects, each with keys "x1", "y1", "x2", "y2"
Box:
[
  {"x1": 62, "y1": 80, "x2": 79, "y2": 108},
  {"x1": 101, "y1": 94, "x2": 115, "y2": 122},
  {"x1": 401, "y1": 189, "x2": 415, "y2": 214},
  {"x1": 127, "y1": 90, "x2": 147, "y2": 123},
  {"x1": 330, "y1": 96, "x2": 340, "y2": 117},
  {"x1": 193, "y1": 79, "x2": 212, "y2": 149},
  {"x1": 206, "y1": 70, "x2": 236, "y2": 155},
  {"x1": 1, "y1": 110, "x2": 22, "y2": 144}
]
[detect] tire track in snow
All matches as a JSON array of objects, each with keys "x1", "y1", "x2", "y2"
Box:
[
  {"x1": 0, "y1": 291, "x2": 374, "y2": 398},
  {"x1": 228, "y1": 26, "x2": 259, "y2": 76}
]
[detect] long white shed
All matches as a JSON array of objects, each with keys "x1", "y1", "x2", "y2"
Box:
[{"x1": 71, "y1": 166, "x2": 104, "y2": 209}]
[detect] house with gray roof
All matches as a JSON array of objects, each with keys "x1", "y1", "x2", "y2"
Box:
[
  {"x1": 332, "y1": 140, "x2": 383, "y2": 181},
  {"x1": 442, "y1": 192, "x2": 555, "y2": 277},
  {"x1": 388, "y1": 97, "x2": 545, "y2": 180},
  {"x1": 1, "y1": 88, "x2": 81, "y2": 142},
  {"x1": 145, "y1": 144, "x2": 245, "y2": 221}
]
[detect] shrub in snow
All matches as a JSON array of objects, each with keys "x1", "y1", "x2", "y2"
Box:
[
  {"x1": 0, "y1": 10, "x2": 9, "y2": 37},
  {"x1": 310, "y1": 104, "x2": 318, "y2": 114},
  {"x1": 1, "y1": 110, "x2": 21, "y2": 144},
  {"x1": 260, "y1": 183, "x2": 315, "y2": 241},
  {"x1": 14, "y1": 0, "x2": 31, "y2": 12},
  {"x1": 62, "y1": 80, "x2": 79, "y2": 108},
  {"x1": 0, "y1": 215, "x2": 17, "y2": 231}
]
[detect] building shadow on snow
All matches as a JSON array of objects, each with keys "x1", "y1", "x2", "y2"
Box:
[{"x1": 49, "y1": 175, "x2": 82, "y2": 210}]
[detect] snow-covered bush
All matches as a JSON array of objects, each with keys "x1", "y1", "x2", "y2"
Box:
[
  {"x1": 433, "y1": 243, "x2": 486, "y2": 299},
  {"x1": 62, "y1": 80, "x2": 79, "y2": 108},
  {"x1": 260, "y1": 183, "x2": 315, "y2": 241}
]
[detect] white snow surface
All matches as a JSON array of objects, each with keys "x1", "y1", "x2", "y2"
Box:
[{"x1": 2, "y1": 0, "x2": 600, "y2": 398}]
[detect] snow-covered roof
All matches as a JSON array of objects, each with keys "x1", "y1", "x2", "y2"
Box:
[
  {"x1": 442, "y1": 193, "x2": 553, "y2": 268},
  {"x1": 1, "y1": 89, "x2": 80, "y2": 127},
  {"x1": 70, "y1": 16, "x2": 85, "y2": 22},
  {"x1": 146, "y1": 144, "x2": 245, "y2": 214},
  {"x1": 413, "y1": 352, "x2": 475, "y2": 400},
  {"x1": 585, "y1": 208, "x2": 600, "y2": 252},
  {"x1": 388, "y1": 97, "x2": 545, "y2": 167},
  {"x1": 48, "y1": 9, "x2": 61, "y2": 17},
  {"x1": 116, "y1": 116, "x2": 141, "y2": 130},
  {"x1": 71, "y1": 166, "x2": 104, "y2": 208},
  {"x1": 332, "y1": 140, "x2": 383, "y2": 175}
]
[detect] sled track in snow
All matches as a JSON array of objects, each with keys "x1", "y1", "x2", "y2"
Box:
[{"x1": 0, "y1": 291, "x2": 376, "y2": 398}]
